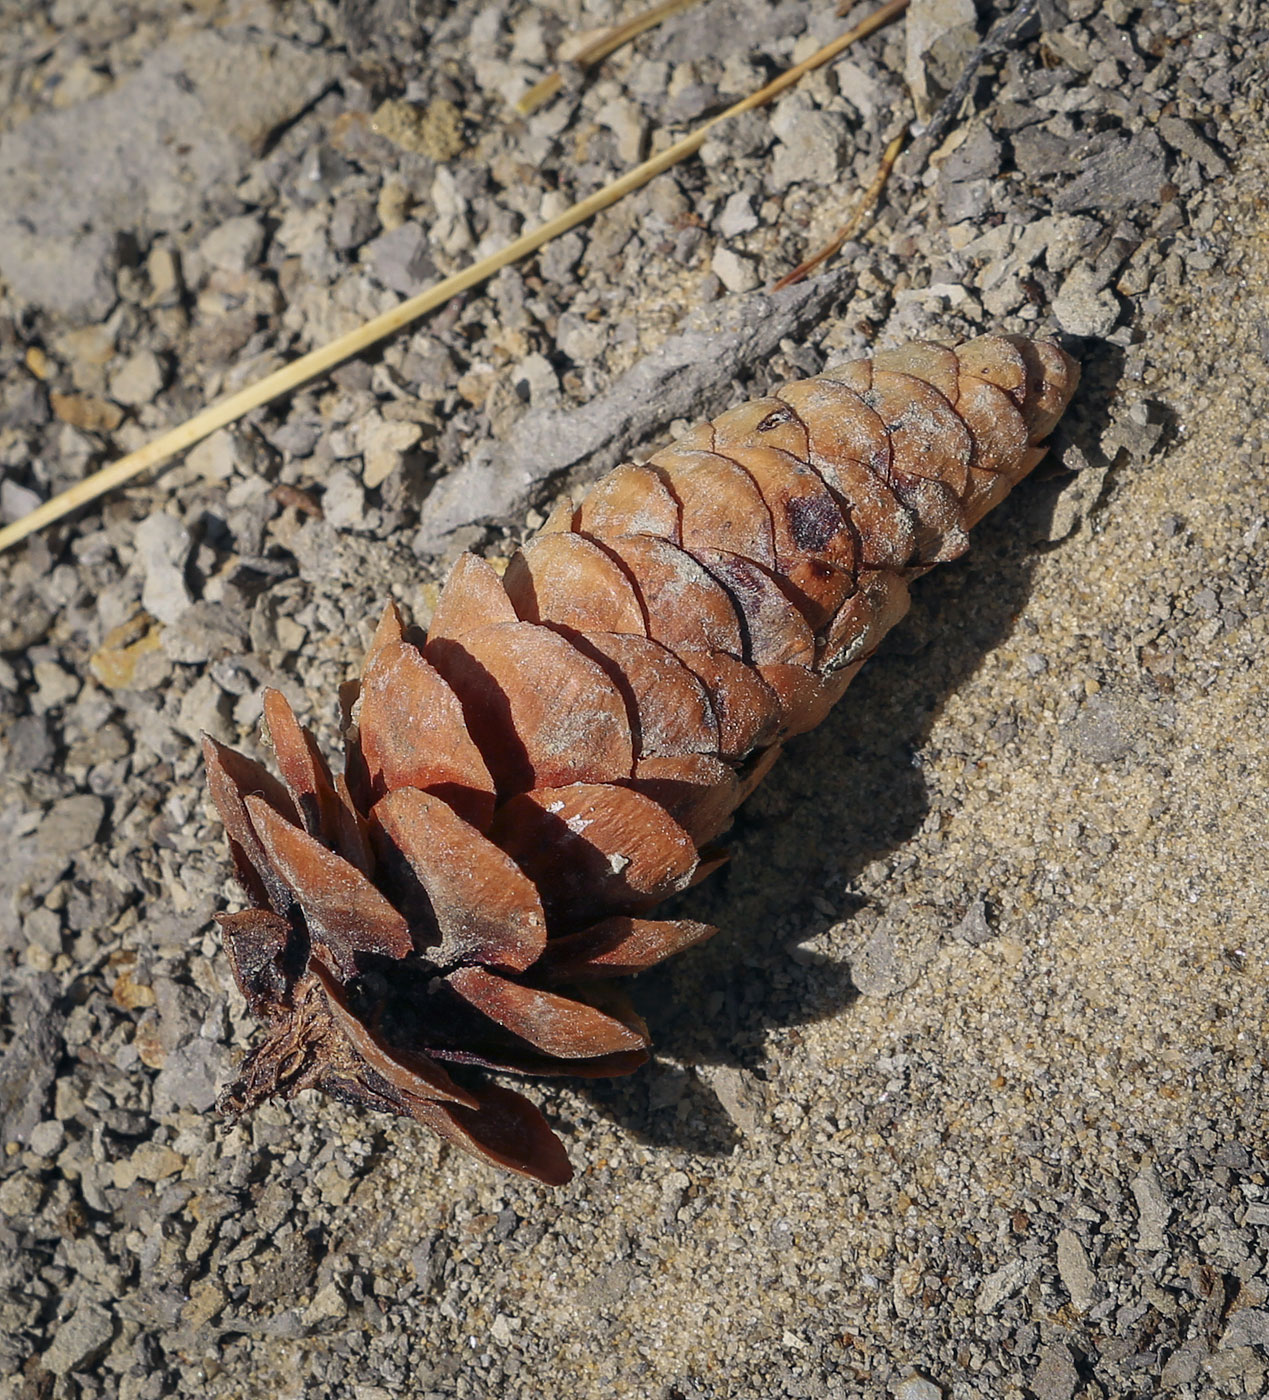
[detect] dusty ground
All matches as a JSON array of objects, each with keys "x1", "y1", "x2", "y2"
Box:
[{"x1": 0, "y1": 1, "x2": 1266, "y2": 1397}]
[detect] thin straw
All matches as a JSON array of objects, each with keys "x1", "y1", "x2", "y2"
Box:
[{"x1": 0, "y1": 0, "x2": 909, "y2": 556}]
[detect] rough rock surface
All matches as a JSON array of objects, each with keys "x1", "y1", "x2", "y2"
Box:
[{"x1": 0, "y1": 1, "x2": 1266, "y2": 1397}]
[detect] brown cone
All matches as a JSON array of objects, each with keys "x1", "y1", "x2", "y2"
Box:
[{"x1": 204, "y1": 334, "x2": 1079, "y2": 1182}]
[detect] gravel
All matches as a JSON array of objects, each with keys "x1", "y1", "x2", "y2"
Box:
[{"x1": 0, "y1": 1, "x2": 1266, "y2": 1397}]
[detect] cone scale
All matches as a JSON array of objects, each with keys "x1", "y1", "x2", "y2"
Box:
[{"x1": 204, "y1": 334, "x2": 1079, "y2": 1183}]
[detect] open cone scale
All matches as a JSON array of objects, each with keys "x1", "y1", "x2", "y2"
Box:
[{"x1": 204, "y1": 334, "x2": 1079, "y2": 1184}]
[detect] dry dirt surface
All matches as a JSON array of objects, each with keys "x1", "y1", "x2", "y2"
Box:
[{"x1": 1, "y1": 2, "x2": 1267, "y2": 1398}]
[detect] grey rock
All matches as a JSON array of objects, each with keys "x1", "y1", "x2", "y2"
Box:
[
  {"x1": 152, "y1": 1037, "x2": 228, "y2": 1116},
  {"x1": 1030, "y1": 1343, "x2": 1079, "y2": 1400},
  {"x1": 892, "y1": 1377, "x2": 942, "y2": 1400},
  {"x1": 1101, "y1": 402, "x2": 1164, "y2": 461},
  {"x1": 905, "y1": 0, "x2": 979, "y2": 121},
  {"x1": 699, "y1": 110, "x2": 770, "y2": 166},
  {"x1": 1056, "y1": 1228, "x2": 1098, "y2": 1311},
  {"x1": 1160, "y1": 1343, "x2": 1205, "y2": 1386},
  {"x1": 511, "y1": 353, "x2": 560, "y2": 410},
  {"x1": 134, "y1": 512, "x2": 193, "y2": 625},
  {"x1": 976, "y1": 1257, "x2": 1040, "y2": 1313},
  {"x1": 0, "y1": 592, "x2": 55, "y2": 653},
  {"x1": 835, "y1": 61, "x2": 887, "y2": 122},
  {"x1": 413, "y1": 272, "x2": 848, "y2": 555},
  {"x1": 268, "y1": 416, "x2": 324, "y2": 459},
  {"x1": 32, "y1": 659, "x2": 80, "y2": 709},
  {"x1": 368, "y1": 222, "x2": 436, "y2": 295},
  {"x1": 1157, "y1": 115, "x2": 1228, "y2": 178},
  {"x1": 161, "y1": 600, "x2": 249, "y2": 665},
  {"x1": 941, "y1": 124, "x2": 1001, "y2": 183},
  {"x1": 940, "y1": 178, "x2": 992, "y2": 224},
  {"x1": 700, "y1": 1064, "x2": 762, "y2": 1135},
  {"x1": 321, "y1": 467, "x2": 369, "y2": 530},
  {"x1": 110, "y1": 349, "x2": 166, "y2": 406},
  {"x1": 1070, "y1": 695, "x2": 1132, "y2": 764},
  {"x1": 200, "y1": 214, "x2": 266, "y2": 274},
  {"x1": 43, "y1": 1300, "x2": 115, "y2": 1377},
  {"x1": 330, "y1": 195, "x2": 378, "y2": 252},
  {"x1": 769, "y1": 103, "x2": 849, "y2": 190},
  {"x1": 0, "y1": 976, "x2": 64, "y2": 1147},
  {"x1": 555, "y1": 311, "x2": 606, "y2": 363},
  {"x1": 1053, "y1": 264, "x2": 1120, "y2": 337},
  {"x1": 28, "y1": 1119, "x2": 66, "y2": 1157},
  {"x1": 1056, "y1": 130, "x2": 1170, "y2": 213},
  {"x1": 175, "y1": 672, "x2": 233, "y2": 744},
  {"x1": 0, "y1": 29, "x2": 336, "y2": 316},
  {"x1": 1012, "y1": 125, "x2": 1081, "y2": 179},
  {"x1": 1221, "y1": 1308, "x2": 1269, "y2": 1349},
  {"x1": 665, "y1": 83, "x2": 720, "y2": 125},
  {"x1": 1, "y1": 714, "x2": 55, "y2": 776},
  {"x1": 711, "y1": 247, "x2": 760, "y2": 294},
  {"x1": 0, "y1": 478, "x2": 43, "y2": 524},
  {"x1": 539, "y1": 230, "x2": 585, "y2": 284},
  {"x1": 1, "y1": 376, "x2": 51, "y2": 431},
  {"x1": 953, "y1": 898, "x2": 993, "y2": 945},
  {"x1": 1132, "y1": 1167, "x2": 1171, "y2": 1251},
  {"x1": 38, "y1": 794, "x2": 105, "y2": 861},
  {"x1": 1045, "y1": 465, "x2": 1109, "y2": 543},
  {"x1": 717, "y1": 191, "x2": 758, "y2": 239},
  {"x1": 850, "y1": 926, "x2": 904, "y2": 998},
  {"x1": 153, "y1": 977, "x2": 210, "y2": 1055}
]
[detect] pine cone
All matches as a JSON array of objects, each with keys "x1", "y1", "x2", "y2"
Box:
[{"x1": 205, "y1": 334, "x2": 1079, "y2": 1183}]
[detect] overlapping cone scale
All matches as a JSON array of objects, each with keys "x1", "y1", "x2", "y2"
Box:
[{"x1": 204, "y1": 334, "x2": 1079, "y2": 1183}]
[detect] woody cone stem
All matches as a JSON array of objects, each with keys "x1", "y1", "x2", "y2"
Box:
[{"x1": 203, "y1": 334, "x2": 1079, "y2": 1184}]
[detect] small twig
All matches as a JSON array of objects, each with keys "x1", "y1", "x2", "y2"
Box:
[
  {"x1": 0, "y1": 0, "x2": 910, "y2": 557},
  {"x1": 516, "y1": 0, "x2": 700, "y2": 116},
  {"x1": 771, "y1": 129, "x2": 906, "y2": 291}
]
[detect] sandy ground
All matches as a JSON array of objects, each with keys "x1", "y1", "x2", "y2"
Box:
[{"x1": 0, "y1": 2, "x2": 1266, "y2": 1397}]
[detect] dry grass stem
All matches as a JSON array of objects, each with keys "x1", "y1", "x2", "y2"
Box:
[
  {"x1": 771, "y1": 128, "x2": 906, "y2": 291},
  {"x1": 0, "y1": 0, "x2": 910, "y2": 557},
  {"x1": 516, "y1": 0, "x2": 701, "y2": 116}
]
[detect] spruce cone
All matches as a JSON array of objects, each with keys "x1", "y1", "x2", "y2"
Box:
[{"x1": 204, "y1": 334, "x2": 1079, "y2": 1183}]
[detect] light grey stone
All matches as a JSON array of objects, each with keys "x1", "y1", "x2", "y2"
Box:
[
  {"x1": 0, "y1": 29, "x2": 335, "y2": 316},
  {"x1": 769, "y1": 105, "x2": 849, "y2": 189},
  {"x1": 1132, "y1": 1167, "x2": 1171, "y2": 1251},
  {"x1": 1221, "y1": 1308, "x2": 1269, "y2": 1349},
  {"x1": 134, "y1": 512, "x2": 193, "y2": 624},
  {"x1": 1056, "y1": 130, "x2": 1171, "y2": 213},
  {"x1": 322, "y1": 467, "x2": 368, "y2": 530},
  {"x1": 711, "y1": 247, "x2": 760, "y2": 294},
  {"x1": 893, "y1": 1375, "x2": 942, "y2": 1400},
  {"x1": 43, "y1": 1301, "x2": 115, "y2": 1376},
  {"x1": 175, "y1": 672, "x2": 233, "y2": 744},
  {"x1": 0, "y1": 479, "x2": 43, "y2": 524},
  {"x1": 28, "y1": 1119, "x2": 66, "y2": 1158},
  {"x1": 717, "y1": 191, "x2": 758, "y2": 238},
  {"x1": 38, "y1": 794, "x2": 105, "y2": 860},
  {"x1": 1056, "y1": 1228, "x2": 1098, "y2": 1311},
  {"x1": 976, "y1": 1257, "x2": 1040, "y2": 1313},
  {"x1": 110, "y1": 349, "x2": 166, "y2": 407},
  {"x1": 152, "y1": 1037, "x2": 228, "y2": 1116},
  {"x1": 0, "y1": 978, "x2": 64, "y2": 1147},
  {"x1": 199, "y1": 214, "x2": 266, "y2": 274},
  {"x1": 905, "y1": 0, "x2": 978, "y2": 121},
  {"x1": 1030, "y1": 1343, "x2": 1079, "y2": 1400},
  {"x1": 1070, "y1": 695, "x2": 1132, "y2": 765},
  {"x1": 368, "y1": 221, "x2": 435, "y2": 294},
  {"x1": 1053, "y1": 264, "x2": 1121, "y2": 337}
]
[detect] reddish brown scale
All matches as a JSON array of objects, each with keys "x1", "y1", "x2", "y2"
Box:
[{"x1": 205, "y1": 334, "x2": 1079, "y2": 1182}]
